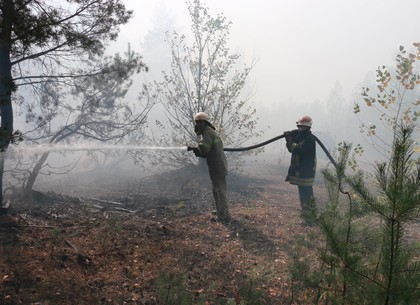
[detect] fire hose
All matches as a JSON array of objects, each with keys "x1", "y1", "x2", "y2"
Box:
[
  {"x1": 188, "y1": 132, "x2": 339, "y2": 170},
  {"x1": 221, "y1": 133, "x2": 350, "y2": 197},
  {"x1": 225, "y1": 133, "x2": 338, "y2": 169},
  {"x1": 188, "y1": 132, "x2": 353, "y2": 199}
]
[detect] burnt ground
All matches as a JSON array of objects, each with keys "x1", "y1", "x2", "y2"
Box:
[{"x1": 0, "y1": 163, "x2": 419, "y2": 305}]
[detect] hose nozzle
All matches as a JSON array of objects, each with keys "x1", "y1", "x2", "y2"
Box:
[{"x1": 11, "y1": 130, "x2": 23, "y2": 144}]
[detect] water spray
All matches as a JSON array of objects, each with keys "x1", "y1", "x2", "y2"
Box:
[
  {"x1": 10, "y1": 130, "x2": 338, "y2": 168},
  {"x1": 9, "y1": 143, "x2": 187, "y2": 154}
]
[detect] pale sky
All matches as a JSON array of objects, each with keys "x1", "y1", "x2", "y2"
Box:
[{"x1": 115, "y1": 0, "x2": 420, "y2": 107}]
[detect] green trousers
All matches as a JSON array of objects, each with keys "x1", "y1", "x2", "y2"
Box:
[{"x1": 210, "y1": 174, "x2": 230, "y2": 221}]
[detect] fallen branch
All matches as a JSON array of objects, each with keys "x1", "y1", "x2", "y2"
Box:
[
  {"x1": 114, "y1": 207, "x2": 136, "y2": 213},
  {"x1": 90, "y1": 198, "x2": 123, "y2": 205},
  {"x1": 90, "y1": 204, "x2": 104, "y2": 210},
  {"x1": 66, "y1": 239, "x2": 86, "y2": 255}
]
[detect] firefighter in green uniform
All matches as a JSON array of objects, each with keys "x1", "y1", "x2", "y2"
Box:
[
  {"x1": 190, "y1": 112, "x2": 231, "y2": 223},
  {"x1": 284, "y1": 115, "x2": 316, "y2": 218}
]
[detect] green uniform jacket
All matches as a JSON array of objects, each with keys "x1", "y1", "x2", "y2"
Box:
[
  {"x1": 285, "y1": 130, "x2": 316, "y2": 186},
  {"x1": 196, "y1": 124, "x2": 228, "y2": 177}
]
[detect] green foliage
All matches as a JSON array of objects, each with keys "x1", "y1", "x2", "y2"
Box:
[
  {"x1": 353, "y1": 42, "x2": 420, "y2": 157},
  {"x1": 292, "y1": 124, "x2": 420, "y2": 304},
  {"x1": 234, "y1": 278, "x2": 266, "y2": 305},
  {"x1": 154, "y1": 272, "x2": 267, "y2": 305},
  {"x1": 336, "y1": 141, "x2": 364, "y2": 171},
  {"x1": 155, "y1": 273, "x2": 193, "y2": 305}
]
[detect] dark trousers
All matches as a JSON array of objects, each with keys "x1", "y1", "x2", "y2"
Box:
[{"x1": 298, "y1": 185, "x2": 314, "y2": 211}]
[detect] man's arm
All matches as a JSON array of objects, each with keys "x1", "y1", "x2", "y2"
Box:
[{"x1": 198, "y1": 130, "x2": 213, "y2": 156}]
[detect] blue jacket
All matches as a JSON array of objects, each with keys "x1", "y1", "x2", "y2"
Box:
[{"x1": 285, "y1": 130, "x2": 316, "y2": 186}]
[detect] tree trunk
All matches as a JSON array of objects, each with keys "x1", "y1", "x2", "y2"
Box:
[
  {"x1": 24, "y1": 151, "x2": 50, "y2": 199},
  {"x1": 0, "y1": 152, "x2": 5, "y2": 206},
  {"x1": 0, "y1": 11, "x2": 14, "y2": 206}
]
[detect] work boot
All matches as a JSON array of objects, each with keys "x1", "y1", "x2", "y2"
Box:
[{"x1": 300, "y1": 210, "x2": 316, "y2": 227}]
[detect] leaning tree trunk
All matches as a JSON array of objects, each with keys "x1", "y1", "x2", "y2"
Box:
[
  {"x1": 23, "y1": 151, "x2": 50, "y2": 199},
  {"x1": 23, "y1": 126, "x2": 78, "y2": 199}
]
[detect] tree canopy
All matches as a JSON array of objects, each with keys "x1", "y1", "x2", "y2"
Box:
[
  {"x1": 0, "y1": 0, "x2": 139, "y2": 204},
  {"x1": 150, "y1": 0, "x2": 261, "y2": 169}
]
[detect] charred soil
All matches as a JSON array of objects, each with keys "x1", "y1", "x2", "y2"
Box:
[{"x1": 0, "y1": 165, "x2": 418, "y2": 304}]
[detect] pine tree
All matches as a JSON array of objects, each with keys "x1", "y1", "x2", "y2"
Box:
[{"x1": 292, "y1": 123, "x2": 420, "y2": 305}]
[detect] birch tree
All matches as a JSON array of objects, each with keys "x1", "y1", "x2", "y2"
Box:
[{"x1": 151, "y1": 0, "x2": 261, "y2": 169}]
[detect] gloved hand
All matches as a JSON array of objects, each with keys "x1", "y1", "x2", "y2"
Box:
[
  {"x1": 187, "y1": 146, "x2": 200, "y2": 156},
  {"x1": 11, "y1": 130, "x2": 23, "y2": 144},
  {"x1": 283, "y1": 131, "x2": 294, "y2": 143},
  {"x1": 284, "y1": 129, "x2": 299, "y2": 142},
  {"x1": 192, "y1": 147, "x2": 200, "y2": 157}
]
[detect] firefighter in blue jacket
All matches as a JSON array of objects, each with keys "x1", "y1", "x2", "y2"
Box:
[{"x1": 284, "y1": 115, "x2": 316, "y2": 215}]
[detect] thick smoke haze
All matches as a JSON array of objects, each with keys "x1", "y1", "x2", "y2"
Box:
[
  {"x1": 117, "y1": 0, "x2": 420, "y2": 102},
  {"x1": 10, "y1": 0, "x2": 419, "y2": 195},
  {"x1": 108, "y1": 0, "x2": 419, "y2": 165}
]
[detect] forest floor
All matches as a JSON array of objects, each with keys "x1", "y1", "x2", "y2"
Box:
[{"x1": 0, "y1": 163, "x2": 419, "y2": 305}]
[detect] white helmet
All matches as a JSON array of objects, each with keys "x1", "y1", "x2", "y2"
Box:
[
  {"x1": 194, "y1": 112, "x2": 208, "y2": 121},
  {"x1": 297, "y1": 115, "x2": 313, "y2": 127}
]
